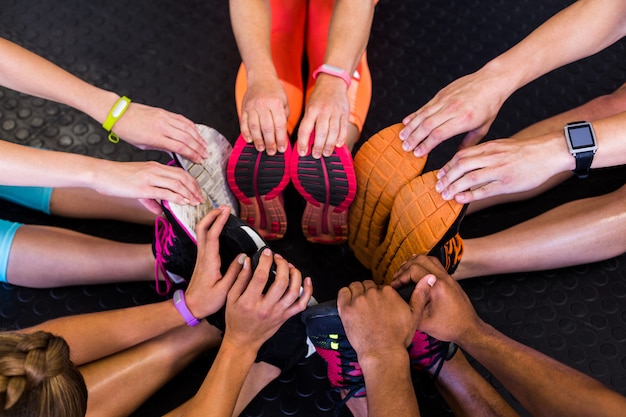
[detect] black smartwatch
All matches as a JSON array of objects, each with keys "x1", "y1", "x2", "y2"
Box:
[{"x1": 564, "y1": 121, "x2": 597, "y2": 179}]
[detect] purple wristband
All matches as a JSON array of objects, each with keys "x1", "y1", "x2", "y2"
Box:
[{"x1": 173, "y1": 289, "x2": 200, "y2": 327}]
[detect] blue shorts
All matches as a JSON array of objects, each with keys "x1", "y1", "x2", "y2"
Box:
[{"x1": 0, "y1": 185, "x2": 52, "y2": 282}]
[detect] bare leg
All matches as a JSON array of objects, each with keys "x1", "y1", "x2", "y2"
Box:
[
  {"x1": 455, "y1": 185, "x2": 626, "y2": 280},
  {"x1": 344, "y1": 393, "x2": 368, "y2": 417},
  {"x1": 346, "y1": 124, "x2": 361, "y2": 152},
  {"x1": 232, "y1": 362, "x2": 281, "y2": 416},
  {"x1": 435, "y1": 351, "x2": 520, "y2": 417},
  {"x1": 50, "y1": 188, "x2": 156, "y2": 225},
  {"x1": 81, "y1": 322, "x2": 222, "y2": 417},
  {"x1": 469, "y1": 82, "x2": 626, "y2": 213},
  {"x1": 6, "y1": 225, "x2": 155, "y2": 287}
]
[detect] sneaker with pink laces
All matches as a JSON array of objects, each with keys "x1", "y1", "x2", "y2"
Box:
[
  {"x1": 301, "y1": 299, "x2": 366, "y2": 412},
  {"x1": 408, "y1": 330, "x2": 458, "y2": 380},
  {"x1": 153, "y1": 200, "x2": 267, "y2": 295},
  {"x1": 395, "y1": 284, "x2": 458, "y2": 379}
]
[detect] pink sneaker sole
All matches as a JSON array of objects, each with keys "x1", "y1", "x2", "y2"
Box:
[
  {"x1": 290, "y1": 136, "x2": 357, "y2": 244},
  {"x1": 227, "y1": 135, "x2": 291, "y2": 240}
]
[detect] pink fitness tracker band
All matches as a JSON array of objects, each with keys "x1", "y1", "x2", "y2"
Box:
[
  {"x1": 312, "y1": 64, "x2": 352, "y2": 87},
  {"x1": 173, "y1": 289, "x2": 200, "y2": 327}
]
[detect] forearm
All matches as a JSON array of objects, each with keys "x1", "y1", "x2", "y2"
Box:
[
  {"x1": 480, "y1": 0, "x2": 626, "y2": 104},
  {"x1": 0, "y1": 38, "x2": 118, "y2": 125},
  {"x1": 587, "y1": 111, "x2": 626, "y2": 168},
  {"x1": 458, "y1": 321, "x2": 626, "y2": 417},
  {"x1": 322, "y1": 0, "x2": 375, "y2": 74},
  {"x1": 172, "y1": 339, "x2": 258, "y2": 417},
  {"x1": 23, "y1": 300, "x2": 187, "y2": 365},
  {"x1": 527, "y1": 110, "x2": 626, "y2": 178},
  {"x1": 229, "y1": 0, "x2": 277, "y2": 83},
  {"x1": 0, "y1": 140, "x2": 116, "y2": 189},
  {"x1": 360, "y1": 350, "x2": 420, "y2": 417},
  {"x1": 435, "y1": 351, "x2": 520, "y2": 417}
]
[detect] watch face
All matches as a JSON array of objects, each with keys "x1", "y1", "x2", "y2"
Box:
[{"x1": 567, "y1": 124, "x2": 596, "y2": 150}]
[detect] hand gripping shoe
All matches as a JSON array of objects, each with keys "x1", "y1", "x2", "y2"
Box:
[
  {"x1": 171, "y1": 124, "x2": 238, "y2": 213},
  {"x1": 408, "y1": 330, "x2": 458, "y2": 380},
  {"x1": 207, "y1": 246, "x2": 317, "y2": 373},
  {"x1": 227, "y1": 134, "x2": 291, "y2": 240},
  {"x1": 348, "y1": 123, "x2": 426, "y2": 267},
  {"x1": 290, "y1": 131, "x2": 357, "y2": 244},
  {"x1": 395, "y1": 284, "x2": 458, "y2": 380},
  {"x1": 153, "y1": 199, "x2": 267, "y2": 295}
]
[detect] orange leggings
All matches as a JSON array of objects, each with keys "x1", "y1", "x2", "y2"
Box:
[{"x1": 235, "y1": 0, "x2": 375, "y2": 135}]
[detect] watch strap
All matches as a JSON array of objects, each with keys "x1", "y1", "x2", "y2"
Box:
[
  {"x1": 573, "y1": 150, "x2": 594, "y2": 179},
  {"x1": 565, "y1": 121, "x2": 596, "y2": 179},
  {"x1": 173, "y1": 289, "x2": 200, "y2": 327}
]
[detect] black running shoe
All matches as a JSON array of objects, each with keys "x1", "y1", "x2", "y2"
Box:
[
  {"x1": 301, "y1": 299, "x2": 366, "y2": 407},
  {"x1": 153, "y1": 200, "x2": 267, "y2": 295}
]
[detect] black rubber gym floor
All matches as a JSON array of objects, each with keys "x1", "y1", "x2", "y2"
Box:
[{"x1": 0, "y1": 1, "x2": 625, "y2": 416}]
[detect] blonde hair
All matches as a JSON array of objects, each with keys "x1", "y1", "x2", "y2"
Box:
[{"x1": 0, "y1": 331, "x2": 87, "y2": 417}]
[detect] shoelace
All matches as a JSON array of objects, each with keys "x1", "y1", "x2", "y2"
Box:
[
  {"x1": 409, "y1": 334, "x2": 457, "y2": 381},
  {"x1": 154, "y1": 216, "x2": 175, "y2": 296}
]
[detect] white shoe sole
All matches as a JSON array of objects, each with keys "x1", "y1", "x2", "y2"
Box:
[{"x1": 175, "y1": 124, "x2": 238, "y2": 215}]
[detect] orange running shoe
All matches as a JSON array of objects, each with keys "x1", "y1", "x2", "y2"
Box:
[
  {"x1": 370, "y1": 170, "x2": 466, "y2": 284},
  {"x1": 430, "y1": 233, "x2": 464, "y2": 274},
  {"x1": 348, "y1": 124, "x2": 426, "y2": 268}
]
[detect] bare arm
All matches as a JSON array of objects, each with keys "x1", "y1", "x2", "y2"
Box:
[
  {"x1": 0, "y1": 139, "x2": 203, "y2": 209},
  {"x1": 338, "y1": 280, "x2": 433, "y2": 417},
  {"x1": 436, "y1": 110, "x2": 626, "y2": 204},
  {"x1": 228, "y1": 0, "x2": 289, "y2": 154},
  {"x1": 392, "y1": 255, "x2": 626, "y2": 417},
  {"x1": 400, "y1": 0, "x2": 626, "y2": 156},
  {"x1": 23, "y1": 208, "x2": 240, "y2": 365},
  {"x1": 0, "y1": 37, "x2": 207, "y2": 162},
  {"x1": 296, "y1": 0, "x2": 376, "y2": 157},
  {"x1": 168, "y1": 250, "x2": 314, "y2": 417},
  {"x1": 459, "y1": 322, "x2": 626, "y2": 417}
]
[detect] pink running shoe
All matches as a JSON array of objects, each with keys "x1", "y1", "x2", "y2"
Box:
[
  {"x1": 227, "y1": 135, "x2": 291, "y2": 240},
  {"x1": 290, "y1": 132, "x2": 357, "y2": 244}
]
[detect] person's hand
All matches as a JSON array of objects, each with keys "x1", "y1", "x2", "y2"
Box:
[
  {"x1": 390, "y1": 255, "x2": 482, "y2": 345},
  {"x1": 223, "y1": 248, "x2": 313, "y2": 351},
  {"x1": 337, "y1": 279, "x2": 434, "y2": 360},
  {"x1": 93, "y1": 160, "x2": 203, "y2": 215},
  {"x1": 435, "y1": 135, "x2": 563, "y2": 204},
  {"x1": 239, "y1": 77, "x2": 290, "y2": 156},
  {"x1": 296, "y1": 77, "x2": 350, "y2": 159},
  {"x1": 399, "y1": 68, "x2": 511, "y2": 157},
  {"x1": 113, "y1": 102, "x2": 209, "y2": 164},
  {"x1": 183, "y1": 207, "x2": 244, "y2": 318}
]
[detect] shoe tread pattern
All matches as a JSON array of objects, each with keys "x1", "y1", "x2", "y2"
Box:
[
  {"x1": 291, "y1": 144, "x2": 356, "y2": 244},
  {"x1": 349, "y1": 124, "x2": 426, "y2": 266},
  {"x1": 227, "y1": 137, "x2": 290, "y2": 239},
  {"x1": 371, "y1": 171, "x2": 465, "y2": 284}
]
